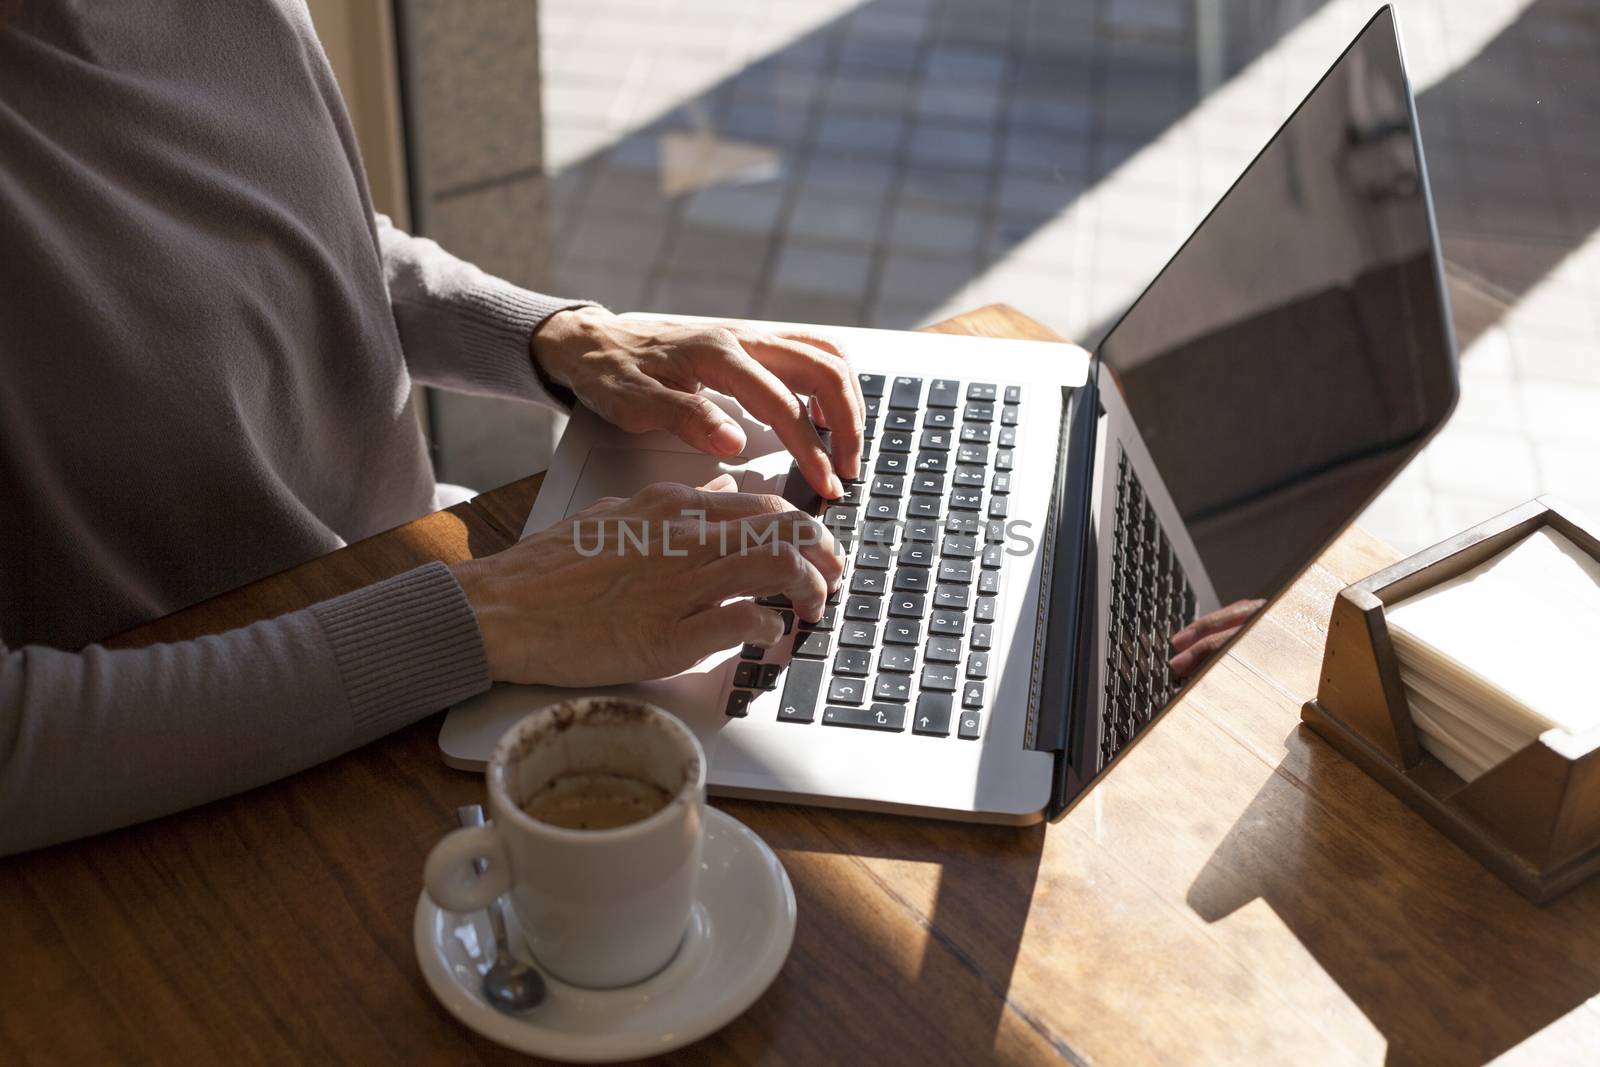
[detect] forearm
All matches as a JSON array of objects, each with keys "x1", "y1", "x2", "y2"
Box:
[
  {"x1": 0, "y1": 563, "x2": 488, "y2": 856},
  {"x1": 375, "y1": 214, "x2": 596, "y2": 405}
]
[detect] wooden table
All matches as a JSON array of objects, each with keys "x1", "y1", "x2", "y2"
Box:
[{"x1": 4, "y1": 306, "x2": 1597, "y2": 1066}]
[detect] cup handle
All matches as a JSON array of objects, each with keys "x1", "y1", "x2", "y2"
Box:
[{"x1": 424, "y1": 824, "x2": 512, "y2": 913}]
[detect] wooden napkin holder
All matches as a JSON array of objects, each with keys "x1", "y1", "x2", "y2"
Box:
[{"x1": 1302, "y1": 496, "x2": 1600, "y2": 903}]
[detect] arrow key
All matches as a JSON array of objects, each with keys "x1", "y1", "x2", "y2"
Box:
[{"x1": 913, "y1": 692, "x2": 953, "y2": 736}]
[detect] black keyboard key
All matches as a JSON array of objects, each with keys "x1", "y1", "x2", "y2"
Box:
[
  {"x1": 995, "y1": 450, "x2": 1014, "y2": 471},
  {"x1": 904, "y1": 519, "x2": 940, "y2": 543},
  {"x1": 988, "y1": 497, "x2": 1009, "y2": 520},
  {"x1": 838, "y1": 482, "x2": 864, "y2": 506},
  {"x1": 893, "y1": 568, "x2": 931, "y2": 592},
  {"x1": 981, "y1": 544, "x2": 1004, "y2": 569},
  {"x1": 991, "y1": 472, "x2": 1011, "y2": 494},
  {"x1": 879, "y1": 646, "x2": 917, "y2": 672},
  {"x1": 967, "y1": 652, "x2": 990, "y2": 679},
  {"x1": 929, "y1": 609, "x2": 966, "y2": 637},
  {"x1": 1001, "y1": 405, "x2": 1020, "y2": 426},
  {"x1": 911, "y1": 472, "x2": 944, "y2": 495},
  {"x1": 906, "y1": 495, "x2": 941, "y2": 519},
  {"x1": 927, "y1": 379, "x2": 961, "y2": 408},
  {"x1": 959, "y1": 424, "x2": 992, "y2": 444},
  {"x1": 946, "y1": 514, "x2": 980, "y2": 536},
  {"x1": 949, "y1": 487, "x2": 982, "y2": 511},
  {"x1": 970, "y1": 624, "x2": 993, "y2": 650},
  {"x1": 923, "y1": 408, "x2": 955, "y2": 429},
  {"x1": 898, "y1": 541, "x2": 934, "y2": 567},
  {"x1": 966, "y1": 382, "x2": 997, "y2": 401},
  {"x1": 780, "y1": 610, "x2": 795, "y2": 634},
  {"x1": 834, "y1": 649, "x2": 870, "y2": 676},
  {"x1": 839, "y1": 620, "x2": 877, "y2": 647},
  {"x1": 759, "y1": 664, "x2": 784, "y2": 689},
  {"x1": 793, "y1": 630, "x2": 831, "y2": 658},
  {"x1": 828, "y1": 676, "x2": 867, "y2": 705},
  {"x1": 914, "y1": 451, "x2": 949, "y2": 473},
  {"x1": 781, "y1": 465, "x2": 823, "y2": 516},
  {"x1": 865, "y1": 395, "x2": 882, "y2": 417},
  {"x1": 777, "y1": 658, "x2": 824, "y2": 722},
  {"x1": 844, "y1": 595, "x2": 882, "y2": 621},
  {"x1": 856, "y1": 543, "x2": 892, "y2": 571},
  {"x1": 870, "y1": 474, "x2": 904, "y2": 497},
  {"x1": 860, "y1": 518, "x2": 898, "y2": 545},
  {"x1": 933, "y1": 584, "x2": 970, "y2": 610},
  {"x1": 957, "y1": 709, "x2": 982, "y2": 739},
  {"x1": 884, "y1": 409, "x2": 915, "y2": 432},
  {"x1": 823, "y1": 702, "x2": 906, "y2": 731},
  {"x1": 823, "y1": 505, "x2": 858, "y2": 530},
  {"x1": 962, "y1": 682, "x2": 985, "y2": 710},
  {"x1": 956, "y1": 444, "x2": 989, "y2": 466},
  {"x1": 880, "y1": 431, "x2": 913, "y2": 454},
  {"x1": 734, "y1": 662, "x2": 760, "y2": 688},
  {"x1": 998, "y1": 426, "x2": 1017, "y2": 448},
  {"x1": 914, "y1": 692, "x2": 954, "y2": 735},
  {"x1": 963, "y1": 401, "x2": 995, "y2": 423},
  {"x1": 726, "y1": 690, "x2": 753, "y2": 718},
  {"x1": 941, "y1": 534, "x2": 977, "y2": 559},
  {"x1": 978, "y1": 571, "x2": 1000, "y2": 595},
  {"x1": 859, "y1": 373, "x2": 887, "y2": 398},
  {"x1": 919, "y1": 429, "x2": 953, "y2": 451},
  {"x1": 939, "y1": 559, "x2": 974, "y2": 584},
  {"x1": 974, "y1": 598, "x2": 997, "y2": 623},
  {"x1": 888, "y1": 376, "x2": 923, "y2": 410},
  {"x1": 865, "y1": 496, "x2": 901, "y2": 521},
  {"x1": 741, "y1": 643, "x2": 765, "y2": 660},
  {"x1": 1003, "y1": 385, "x2": 1021, "y2": 404},
  {"x1": 925, "y1": 636, "x2": 961, "y2": 663},
  {"x1": 863, "y1": 417, "x2": 878, "y2": 441},
  {"x1": 809, "y1": 603, "x2": 838, "y2": 631},
  {"x1": 985, "y1": 520, "x2": 1006, "y2": 544},
  {"x1": 758, "y1": 594, "x2": 792, "y2": 608},
  {"x1": 884, "y1": 619, "x2": 921, "y2": 645},
  {"x1": 873, "y1": 674, "x2": 913, "y2": 702},
  {"x1": 874, "y1": 452, "x2": 909, "y2": 475},
  {"x1": 887, "y1": 592, "x2": 926, "y2": 618},
  {"x1": 952, "y1": 465, "x2": 985, "y2": 488}
]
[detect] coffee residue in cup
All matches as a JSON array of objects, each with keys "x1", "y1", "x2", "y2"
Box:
[{"x1": 521, "y1": 772, "x2": 672, "y2": 831}]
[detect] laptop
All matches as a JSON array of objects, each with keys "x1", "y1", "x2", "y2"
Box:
[{"x1": 440, "y1": 6, "x2": 1457, "y2": 824}]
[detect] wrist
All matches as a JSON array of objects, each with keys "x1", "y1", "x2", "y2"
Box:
[
  {"x1": 531, "y1": 304, "x2": 613, "y2": 391},
  {"x1": 449, "y1": 559, "x2": 513, "y2": 681}
]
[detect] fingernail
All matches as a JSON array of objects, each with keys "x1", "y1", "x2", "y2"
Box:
[
  {"x1": 707, "y1": 421, "x2": 745, "y2": 456},
  {"x1": 826, "y1": 473, "x2": 844, "y2": 500}
]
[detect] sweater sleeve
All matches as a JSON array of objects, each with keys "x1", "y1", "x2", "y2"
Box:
[
  {"x1": 0, "y1": 563, "x2": 489, "y2": 856},
  {"x1": 376, "y1": 214, "x2": 596, "y2": 406}
]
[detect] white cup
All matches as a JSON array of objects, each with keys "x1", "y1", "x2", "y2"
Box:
[{"x1": 423, "y1": 698, "x2": 706, "y2": 989}]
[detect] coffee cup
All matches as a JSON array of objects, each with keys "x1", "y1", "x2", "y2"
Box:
[{"x1": 423, "y1": 698, "x2": 706, "y2": 989}]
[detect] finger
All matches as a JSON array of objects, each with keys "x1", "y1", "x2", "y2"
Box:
[
  {"x1": 699, "y1": 472, "x2": 739, "y2": 493},
  {"x1": 672, "y1": 601, "x2": 787, "y2": 666},
  {"x1": 1169, "y1": 628, "x2": 1237, "y2": 679},
  {"x1": 685, "y1": 342, "x2": 840, "y2": 500},
  {"x1": 735, "y1": 332, "x2": 863, "y2": 486},
  {"x1": 776, "y1": 330, "x2": 863, "y2": 429},
  {"x1": 696, "y1": 542, "x2": 828, "y2": 621},
  {"x1": 1170, "y1": 598, "x2": 1264, "y2": 652},
  {"x1": 616, "y1": 373, "x2": 748, "y2": 458}
]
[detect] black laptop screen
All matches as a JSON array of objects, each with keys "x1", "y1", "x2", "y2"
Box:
[{"x1": 1097, "y1": 7, "x2": 1456, "y2": 605}]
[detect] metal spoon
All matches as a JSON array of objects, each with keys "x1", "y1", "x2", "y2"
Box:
[{"x1": 456, "y1": 804, "x2": 547, "y2": 1014}]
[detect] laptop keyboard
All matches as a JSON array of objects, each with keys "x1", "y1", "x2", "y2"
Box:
[
  {"x1": 725, "y1": 374, "x2": 1023, "y2": 742},
  {"x1": 1100, "y1": 446, "x2": 1195, "y2": 769}
]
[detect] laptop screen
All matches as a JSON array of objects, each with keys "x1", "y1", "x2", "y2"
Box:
[{"x1": 1097, "y1": 6, "x2": 1456, "y2": 605}]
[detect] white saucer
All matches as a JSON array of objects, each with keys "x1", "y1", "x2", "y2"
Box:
[{"x1": 414, "y1": 806, "x2": 796, "y2": 1063}]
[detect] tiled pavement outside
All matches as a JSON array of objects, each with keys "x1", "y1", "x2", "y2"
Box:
[{"x1": 508, "y1": 0, "x2": 1598, "y2": 554}]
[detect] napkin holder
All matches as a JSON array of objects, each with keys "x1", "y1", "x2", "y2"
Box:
[{"x1": 1302, "y1": 496, "x2": 1600, "y2": 903}]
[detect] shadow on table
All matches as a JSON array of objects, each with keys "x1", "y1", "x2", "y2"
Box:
[
  {"x1": 1185, "y1": 725, "x2": 1600, "y2": 1067},
  {"x1": 713, "y1": 798, "x2": 1048, "y2": 1062}
]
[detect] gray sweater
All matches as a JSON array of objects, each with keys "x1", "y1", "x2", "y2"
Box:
[{"x1": 0, "y1": 2, "x2": 589, "y2": 853}]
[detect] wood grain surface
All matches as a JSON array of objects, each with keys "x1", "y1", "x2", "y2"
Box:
[{"x1": 4, "y1": 306, "x2": 1597, "y2": 1066}]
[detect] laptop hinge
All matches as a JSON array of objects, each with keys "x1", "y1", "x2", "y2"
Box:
[{"x1": 1032, "y1": 371, "x2": 1100, "y2": 796}]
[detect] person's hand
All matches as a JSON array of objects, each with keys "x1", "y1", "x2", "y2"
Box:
[
  {"x1": 533, "y1": 307, "x2": 863, "y2": 500},
  {"x1": 1168, "y1": 598, "x2": 1266, "y2": 680},
  {"x1": 449, "y1": 476, "x2": 842, "y2": 687}
]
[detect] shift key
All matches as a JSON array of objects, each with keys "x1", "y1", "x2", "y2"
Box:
[{"x1": 776, "y1": 658, "x2": 824, "y2": 723}]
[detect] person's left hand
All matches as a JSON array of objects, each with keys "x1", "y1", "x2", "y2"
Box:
[
  {"x1": 1169, "y1": 598, "x2": 1266, "y2": 680},
  {"x1": 533, "y1": 307, "x2": 863, "y2": 500}
]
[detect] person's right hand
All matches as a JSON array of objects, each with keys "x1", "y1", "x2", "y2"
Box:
[{"x1": 449, "y1": 477, "x2": 841, "y2": 687}]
